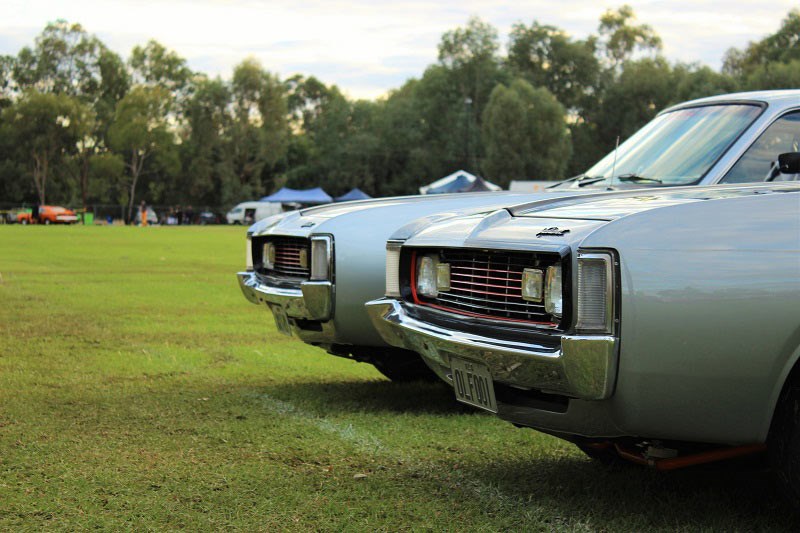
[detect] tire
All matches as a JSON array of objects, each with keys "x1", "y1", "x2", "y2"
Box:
[
  {"x1": 369, "y1": 352, "x2": 440, "y2": 382},
  {"x1": 44, "y1": 219, "x2": 51, "y2": 225},
  {"x1": 768, "y1": 374, "x2": 800, "y2": 507},
  {"x1": 21, "y1": 219, "x2": 28, "y2": 225}
]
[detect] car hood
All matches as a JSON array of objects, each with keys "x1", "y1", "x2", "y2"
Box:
[
  {"x1": 297, "y1": 192, "x2": 531, "y2": 220},
  {"x1": 248, "y1": 191, "x2": 587, "y2": 238},
  {"x1": 509, "y1": 183, "x2": 797, "y2": 220},
  {"x1": 404, "y1": 183, "x2": 800, "y2": 251},
  {"x1": 403, "y1": 209, "x2": 605, "y2": 253}
]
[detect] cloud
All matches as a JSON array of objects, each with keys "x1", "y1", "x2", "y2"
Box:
[{"x1": 1, "y1": 0, "x2": 796, "y2": 99}]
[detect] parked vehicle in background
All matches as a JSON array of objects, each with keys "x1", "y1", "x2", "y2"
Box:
[
  {"x1": 237, "y1": 90, "x2": 800, "y2": 382},
  {"x1": 367, "y1": 181, "x2": 800, "y2": 500},
  {"x1": 17, "y1": 205, "x2": 78, "y2": 225},
  {"x1": 3, "y1": 208, "x2": 27, "y2": 224},
  {"x1": 197, "y1": 211, "x2": 219, "y2": 225},
  {"x1": 226, "y1": 202, "x2": 282, "y2": 225}
]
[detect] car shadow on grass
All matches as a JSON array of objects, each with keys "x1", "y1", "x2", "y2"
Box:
[
  {"x1": 262, "y1": 378, "x2": 476, "y2": 416},
  {"x1": 243, "y1": 379, "x2": 799, "y2": 527},
  {"x1": 456, "y1": 453, "x2": 799, "y2": 530}
]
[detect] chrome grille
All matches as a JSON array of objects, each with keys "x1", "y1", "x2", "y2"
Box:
[
  {"x1": 415, "y1": 248, "x2": 562, "y2": 324},
  {"x1": 260, "y1": 236, "x2": 310, "y2": 279}
]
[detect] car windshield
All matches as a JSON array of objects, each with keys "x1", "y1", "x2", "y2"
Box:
[{"x1": 554, "y1": 104, "x2": 762, "y2": 189}]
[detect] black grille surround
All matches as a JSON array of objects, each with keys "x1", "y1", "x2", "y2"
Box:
[
  {"x1": 252, "y1": 235, "x2": 311, "y2": 285},
  {"x1": 402, "y1": 247, "x2": 570, "y2": 331}
]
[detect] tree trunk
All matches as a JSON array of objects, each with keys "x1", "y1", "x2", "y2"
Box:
[
  {"x1": 31, "y1": 151, "x2": 47, "y2": 205},
  {"x1": 80, "y1": 154, "x2": 90, "y2": 213},
  {"x1": 126, "y1": 149, "x2": 146, "y2": 224}
]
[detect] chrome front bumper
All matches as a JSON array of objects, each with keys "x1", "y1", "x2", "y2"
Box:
[
  {"x1": 365, "y1": 298, "x2": 618, "y2": 401},
  {"x1": 237, "y1": 271, "x2": 335, "y2": 344}
]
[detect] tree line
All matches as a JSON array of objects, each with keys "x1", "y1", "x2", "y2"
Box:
[{"x1": 0, "y1": 6, "x2": 798, "y2": 220}]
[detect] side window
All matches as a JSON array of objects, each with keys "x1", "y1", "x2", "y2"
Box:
[{"x1": 721, "y1": 111, "x2": 800, "y2": 183}]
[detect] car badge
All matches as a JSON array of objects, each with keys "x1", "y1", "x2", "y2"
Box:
[
  {"x1": 537, "y1": 227, "x2": 570, "y2": 237},
  {"x1": 301, "y1": 221, "x2": 315, "y2": 228}
]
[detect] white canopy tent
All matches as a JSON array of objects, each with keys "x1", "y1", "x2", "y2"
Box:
[{"x1": 419, "y1": 170, "x2": 502, "y2": 194}]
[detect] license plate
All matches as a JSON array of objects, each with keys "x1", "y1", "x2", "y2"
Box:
[
  {"x1": 269, "y1": 305, "x2": 293, "y2": 337},
  {"x1": 450, "y1": 356, "x2": 497, "y2": 413}
]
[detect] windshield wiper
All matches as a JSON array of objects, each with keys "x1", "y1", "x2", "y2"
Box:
[
  {"x1": 575, "y1": 176, "x2": 608, "y2": 187},
  {"x1": 615, "y1": 174, "x2": 663, "y2": 184}
]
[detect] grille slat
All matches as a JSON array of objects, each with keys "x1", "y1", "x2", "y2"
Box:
[
  {"x1": 413, "y1": 248, "x2": 561, "y2": 325},
  {"x1": 259, "y1": 236, "x2": 310, "y2": 280},
  {"x1": 450, "y1": 279, "x2": 521, "y2": 291},
  {"x1": 436, "y1": 292, "x2": 544, "y2": 309}
]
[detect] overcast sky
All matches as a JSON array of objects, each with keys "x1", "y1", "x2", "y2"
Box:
[{"x1": 1, "y1": 0, "x2": 796, "y2": 100}]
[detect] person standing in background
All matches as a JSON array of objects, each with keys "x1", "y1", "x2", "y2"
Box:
[{"x1": 140, "y1": 200, "x2": 148, "y2": 227}]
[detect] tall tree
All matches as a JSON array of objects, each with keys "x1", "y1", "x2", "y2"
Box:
[
  {"x1": 181, "y1": 76, "x2": 234, "y2": 204},
  {"x1": 129, "y1": 39, "x2": 192, "y2": 93},
  {"x1": 598, "y1": 5, "x2": 662, "y2": 68},
  {"x1": 507, "y1": 22, "x2": 600, "y2": 111},
  {"x1": 12, "y1": 20, "x2": 128, "y2": 106},
  {"x1": 285, "y1": 74, "x2": 335, "y2": 131},
  {"x1": 0, "y1": 55, "x2": 16, "y2": 107},
  {"x1": 1, "y1": 91, "x2": 92, "y2": 204},
  {"x1": 128, "y1": 39, "x2": 193, "y2": 126},
  {"x1": 482, "y1": 79, "x2": 571, "y2": 186},
  {"x1": 228, "y1": 58, "x2": 288, "y2": 200},
  {"x1": 722, "y1": 10, "x2": 800, "y2": 90},
  {"x1": 107, "y1": 86, "x2": 176, "y2": 222},
  {"x1": 64, "y1": 112, "x2": 98, "y2": 210},
  {"x1": 723, "y1": 10, "x2": 800, "y2": 77},
  {"x1": 438, "y1": 17, "x2": 506, "y2": 171}
]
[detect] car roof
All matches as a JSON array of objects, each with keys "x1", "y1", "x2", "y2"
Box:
[{"x1": 661, "y1": 90, "x2": 800, "y2": 115}]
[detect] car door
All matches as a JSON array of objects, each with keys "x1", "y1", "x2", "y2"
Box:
[{"x1": 720, "y1": 110, "x2": 800, "y2": 184}]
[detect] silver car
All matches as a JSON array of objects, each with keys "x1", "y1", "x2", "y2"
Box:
[
  {"x1": 237, "y1": 192, "x2": 574, "y2": 380},
  {"x1": 366, "y1": 181, "x2": 800, "y2": 498},
  {"x1": 238, "y1": 90, "x2": 800, "y2": 380}
]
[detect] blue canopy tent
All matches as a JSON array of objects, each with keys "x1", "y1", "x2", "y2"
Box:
[
  {"x1": 260, "y1": 187, "x2": 333, "y2": 204},
  {"x1": 335, "y1": 188, "x2": 372, "y2": 202},
  {"x1": 419, "y1": 170, "x2": 501, "y2": 194}
]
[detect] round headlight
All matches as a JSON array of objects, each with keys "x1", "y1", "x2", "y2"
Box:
[{"x1": 416, "y1": 255, "x2": 439, "y2": 298}]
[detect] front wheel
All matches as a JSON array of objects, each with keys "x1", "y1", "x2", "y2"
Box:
[
  {"x1": 769, "y1": 375, "x2": 800, "y2": 507},
  {"x1": 369, "y1": 351, "x2": 439, "y2": 382}
]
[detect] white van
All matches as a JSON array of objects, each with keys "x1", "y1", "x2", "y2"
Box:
[{"x1": 226, "y1": 201, "x2": 283, "y2": 225}]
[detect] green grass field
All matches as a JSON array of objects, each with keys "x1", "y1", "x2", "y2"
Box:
[{"x1": 0, "y1": 226, "x2": 797, "y2": 530}]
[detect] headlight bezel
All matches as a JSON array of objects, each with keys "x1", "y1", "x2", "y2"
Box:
[
  {"x1": 246, "y1": 235, "x2": 254, "y2": 271},
  {"x1": 575, "y1": 249, "x2": 617, "y2": 335},
  {"x1": 309, "y1": 235, "x2": 334, "y2": 281},
  {"x1": 385, "y1": 241, "x2": 403, "y2": 297}
]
